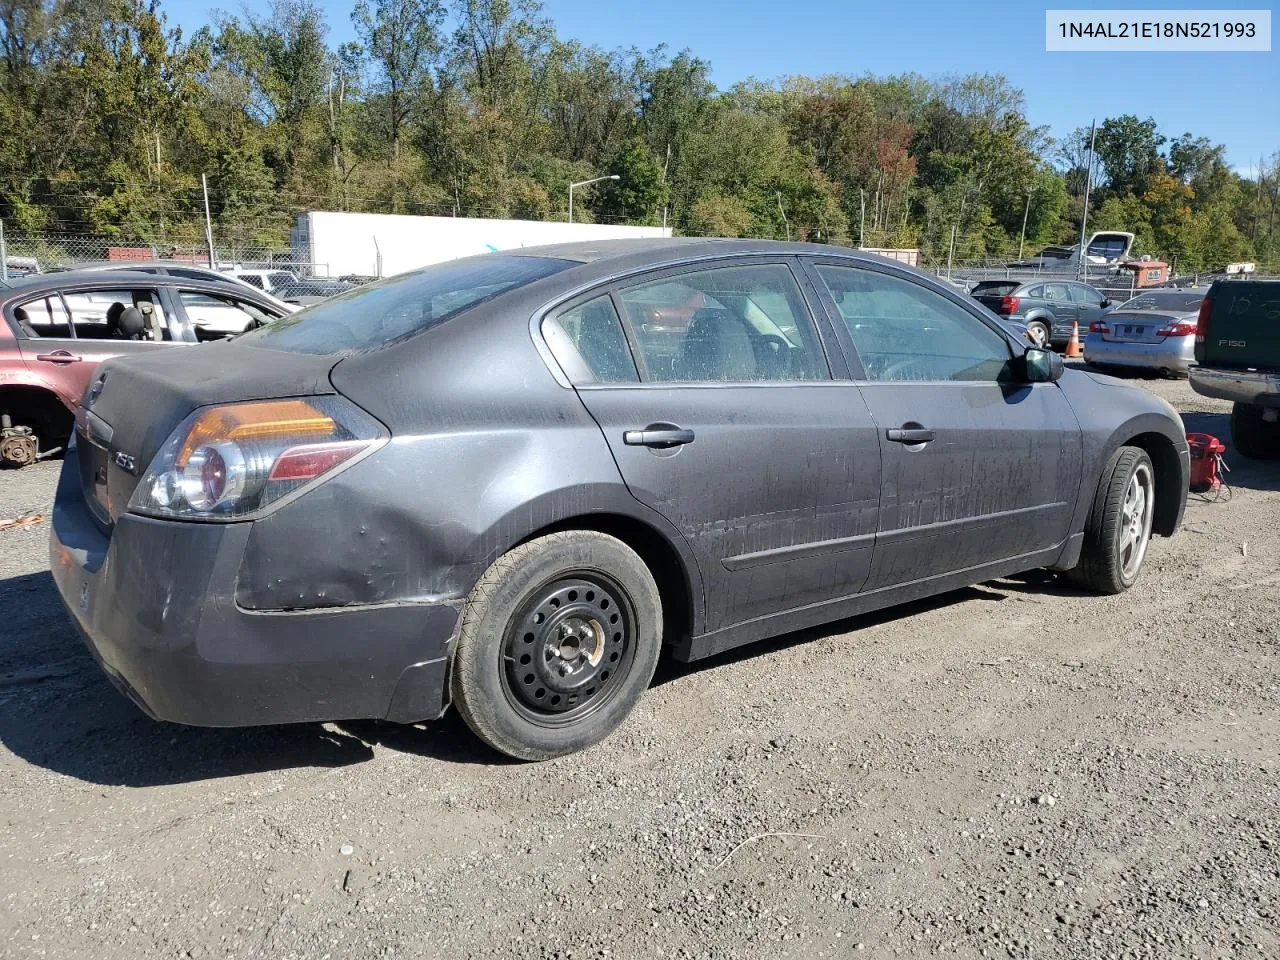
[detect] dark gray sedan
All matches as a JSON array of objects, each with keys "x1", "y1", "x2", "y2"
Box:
[{"x1": 50, "y1": 240, "x2": 1188, "y2": 760}]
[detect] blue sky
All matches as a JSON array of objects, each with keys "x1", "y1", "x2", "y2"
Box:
[{"x1": 173, "y1": 0, "x2": 1279, "y2": 170}]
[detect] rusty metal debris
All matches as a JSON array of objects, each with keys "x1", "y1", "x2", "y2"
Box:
[{"x1": 0, "y1": 511, "x2": 45, "y2": 533}]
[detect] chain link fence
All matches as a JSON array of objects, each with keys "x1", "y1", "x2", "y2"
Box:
[{"x1": 3, "y1": 222, "x2": 1276, "y2": 294}]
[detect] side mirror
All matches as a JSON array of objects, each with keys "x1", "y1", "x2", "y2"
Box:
[
  {"x1": 1100, "y1": 298, "x2": 1113, "y2": 308},
  {"x1": 1021, "y1": 346, "x2": 1064, "y2": 383}
]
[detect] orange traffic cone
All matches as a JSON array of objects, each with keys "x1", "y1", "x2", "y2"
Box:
[{"x1": 1065, "y1": 319, "x2": 1083, "y2": 358}]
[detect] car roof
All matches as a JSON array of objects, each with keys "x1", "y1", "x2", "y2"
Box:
[
  {"x1": 0, "y1": 269, "x2": 278, "y2": 299},
  {"x1": 495, "y1": 238, "x2": 956, "y2": 293}
]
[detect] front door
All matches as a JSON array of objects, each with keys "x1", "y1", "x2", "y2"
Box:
[
  {"x1": 806, "y1": 261, "x2": 1082, "y2": 593},
  {"x1": 1042, "y1": 281, "x2": 1079, "y2": 342},
  {"x1": 545, "y1": 260, "x2": 883, "y2": 633}
]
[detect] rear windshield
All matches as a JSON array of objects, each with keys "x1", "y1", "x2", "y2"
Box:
[
  {"x1": 240, "y1": 255, "x2": 576, "y2": 354},
  {"x1": 972, "y1": 281, "x2": 1018, "y2": 296},
  {"x1": 1119, "y1": 292, "x2": 1205, "y2": 312}
]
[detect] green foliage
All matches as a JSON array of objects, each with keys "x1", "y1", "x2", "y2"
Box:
[{"x1": 0, "y1": 0, "x2": 1271, "y2": 274}]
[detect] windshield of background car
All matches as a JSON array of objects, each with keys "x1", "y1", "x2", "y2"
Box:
[
  {"x1": 239, "y1": 255, "x2": 577, "y2": 354},
  {"x1": 1119, "y1": 292, "x2": 1204, "y2": 312}
]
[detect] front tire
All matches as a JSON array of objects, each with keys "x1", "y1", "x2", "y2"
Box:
[
  {"x1": 1231, "y1": 403, "x2": 1280, "y2": 460},
  {"x1": 1066, "y1": 446, "x2": 1155, "y2": 594},
  {"x1": 452, "y1": 531, "x2": 663, "y2": 761}
]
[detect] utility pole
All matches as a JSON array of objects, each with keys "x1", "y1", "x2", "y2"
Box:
[
  {"x1": 1077, "y1": 119, "x2": 1097, "y2": 282},
  {"x1": 1018, "y1": 186, "x2": 1034, "y2": 259},
  {"x1": 859, "y1": 188, "x2": 866, "y2": 247},
  {"x1": 776, "y1": 192, "x2": 790, "y2": 241},
  {"x1": 201, "y1": 173, "x2": 216, "y2": 268}
]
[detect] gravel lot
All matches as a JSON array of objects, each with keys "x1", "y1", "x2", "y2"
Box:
[{"x1": 1, "y1": 370, "x2": 1277, "y2": 959}]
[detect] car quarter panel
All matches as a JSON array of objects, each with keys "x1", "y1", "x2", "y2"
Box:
[{"x1": 274, "y1": 302, "x2": 708, "y2": 631}]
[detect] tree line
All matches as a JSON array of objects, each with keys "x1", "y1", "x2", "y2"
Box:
[{"x1": 1, "y1": 0, "x2": 1277, "y2": 271}]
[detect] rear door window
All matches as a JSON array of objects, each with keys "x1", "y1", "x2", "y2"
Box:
[
  {"x1": 614, "y1": 263, "x2": 828, "y2": 382},
  {"x1": 1043, "y1": 283, "x2": 1070, "y2": 302},
  {"x1": 11, "y1": 295, "x2": 72, "y2": 338},
  {"x1": 61, "y1": 288, "x2": 170, "y2": 341}
]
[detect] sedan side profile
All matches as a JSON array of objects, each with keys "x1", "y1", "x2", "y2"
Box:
[{"x1": 50, "y1": 240, "x2": 1188, "y2": 760}]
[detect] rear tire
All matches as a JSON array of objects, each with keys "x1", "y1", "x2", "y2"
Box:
[
  {"x1": 1066, "y1": 446, "x2": 1155, "y2": 595},
  {"x1": 1025, "y1": 320, "x2": 1050, "y2": 348},
  {"x1": 1230, "y1": 403, "x2": 1280, "y2": 460},
  {"x1": 452, "y1": 531, "x2": 663, "y2": 761}
]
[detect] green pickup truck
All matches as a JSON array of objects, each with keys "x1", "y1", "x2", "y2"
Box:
[{"x1": 1191, "y1": 279, "x2": 1280, "y2": 459}]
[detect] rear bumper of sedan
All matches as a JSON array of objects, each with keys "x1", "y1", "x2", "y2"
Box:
[
  {"x1": 49, "y1": 445, "x2": 460, "y2": 727},
  {"x1": 1083, "y1": 333, "x2": 1194, "y2": 374}
]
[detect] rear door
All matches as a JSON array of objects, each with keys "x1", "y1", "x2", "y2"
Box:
[
  {"x1": 11, "y1": 285, "x2": 173, "y2": 410},
  {"x1": 804, "y1": 260, "x2": 1082, "y2": 592},
  {"x1": 543, "y1": 258, "x2": 882, "y2": 633}
]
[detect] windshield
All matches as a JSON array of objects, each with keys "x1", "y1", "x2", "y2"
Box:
[
  {"x1": 1119, "y1": 291, "x2": 1205, "y2": 312},
  {"x1": 240, "y1": 255, "x2": 576, "y2": 354}
]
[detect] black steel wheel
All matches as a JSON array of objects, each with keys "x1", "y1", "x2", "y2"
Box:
[
  {"x1": 500, "y1": 574, "x2": 635, "y2": 723},
  {"x1": 452, "y1": 531, "x2": 663, "y2": 760}
]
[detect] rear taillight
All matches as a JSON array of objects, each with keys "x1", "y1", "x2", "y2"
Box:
[
  {"x1": 1195, "y1": 296, "x2": 1212, "y2": 344},
  {"x1": 998, "y1": 295, "x2": 1021, "y2": 314},
  {"x1": 1157, "y1": 321, "x2": 1198, "y2": 337},
  {"x1": 129, "y1": 397, "x2": 386, "y2": 520},
  {"x1": 1089, "y1": 321, "x2": 1109, "y2": 334}
]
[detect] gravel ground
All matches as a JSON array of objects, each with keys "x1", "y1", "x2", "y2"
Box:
[{"x1": 1, "y1": 370, "x2": 1277, "y2": 960}]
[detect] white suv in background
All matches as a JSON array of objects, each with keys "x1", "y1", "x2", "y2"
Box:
[{"x1": 227, "y1": 269, "x2": 299, "y2": 295}]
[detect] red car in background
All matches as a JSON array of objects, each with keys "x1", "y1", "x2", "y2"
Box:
[{"x1": 0, "y1": 271, "x2": 289, "y2": 466}]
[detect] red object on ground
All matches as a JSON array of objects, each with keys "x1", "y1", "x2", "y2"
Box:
[{"x1": 1187, "y1": 432, "x2": 1226, "y2": 492}]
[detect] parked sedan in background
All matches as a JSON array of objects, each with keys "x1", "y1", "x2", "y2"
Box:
[
  {"x1": 1084, "y1": 289, "x2": 1205, "y2": 377},
  {"x1": 51, "y1": 239, "x2": 1187, "y2": 761},
  {"x1": 46, "y1": 260, "x2": 298, "y2": 314},
  {"x1": 971, "y1": 279, "x2": 1113, "y2": 347},
  {"x1": 0, "y1": 271, "x2": 289, "y2": 464}
]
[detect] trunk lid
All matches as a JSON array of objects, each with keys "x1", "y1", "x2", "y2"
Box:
[
  {"x1": 1196, "y1": 280, "x2": 1280, "y2": 370},
  {"x1": 1101, "y1": 310, "x2": 1184, "y2": 344},
  {"x1": 77, "y1": 341, "x2": 339, "y2": 524}
]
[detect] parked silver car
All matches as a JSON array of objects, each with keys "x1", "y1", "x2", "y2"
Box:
[{"x1": 1083, "y1": 289, "x2": 1205, "y2": 377}]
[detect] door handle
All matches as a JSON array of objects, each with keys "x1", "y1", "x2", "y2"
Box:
[
  {"x1": 36, "y1": 350, "x2": 83, "y2": 364},
  {"x1": 886, "y1": 426, "x2": 936, "y2": 444},
  {"x1": 623, "y1": 425, "x2": 696, "y2": 448}
]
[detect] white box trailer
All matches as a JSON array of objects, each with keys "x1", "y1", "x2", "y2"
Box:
[{"x1": 292, "y1": 211, "x2": 671, "y2": 279}]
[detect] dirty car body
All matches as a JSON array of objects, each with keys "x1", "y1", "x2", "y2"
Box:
[{"x1": 49, "y1": 240, "x2": 1189, "y2": 756}]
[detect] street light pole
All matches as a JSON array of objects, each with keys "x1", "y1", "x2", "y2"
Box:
[{"x1": 568, "y1": 175, "x2": 620, "y2": 223}]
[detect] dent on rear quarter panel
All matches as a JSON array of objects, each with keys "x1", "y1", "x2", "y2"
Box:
[{"x1": 237, "y1": 298, "x2": 705, "y2": 624}]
